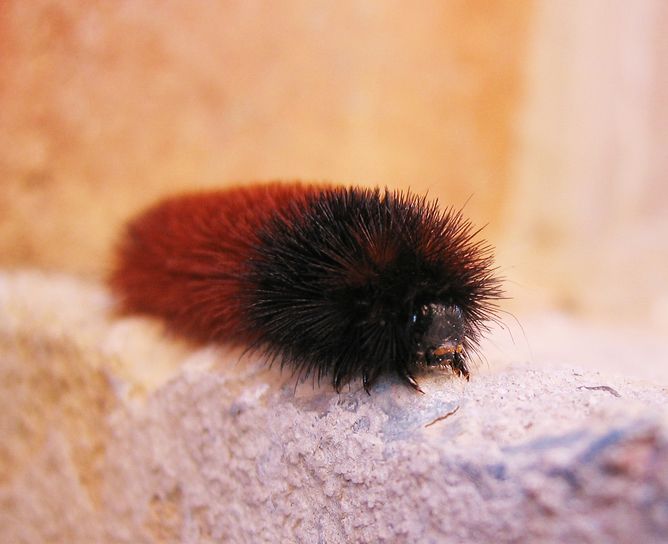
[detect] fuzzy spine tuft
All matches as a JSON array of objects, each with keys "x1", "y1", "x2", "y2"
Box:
[{"x1": 244, "y1": 186, "x2": 502, "y2": 391}]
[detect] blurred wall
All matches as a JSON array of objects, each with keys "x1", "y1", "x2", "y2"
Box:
[
  {"x1": 0, "y1": 0, "x2": 529, "y2": 272},
  {"x1": 1, "y1": 1, "x2": 667, "y2": 329},
  {"x1": 504, "y1": 0, "x2": 668, "y2": 329}
]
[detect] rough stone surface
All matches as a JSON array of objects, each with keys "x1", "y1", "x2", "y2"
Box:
[{"x1": 1, "y1": 270, "x2": 668, "y2": 543}]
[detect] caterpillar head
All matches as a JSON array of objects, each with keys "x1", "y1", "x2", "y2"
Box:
[{"x1": 411, "y1": 302, "x2": 470, "y2": 380}]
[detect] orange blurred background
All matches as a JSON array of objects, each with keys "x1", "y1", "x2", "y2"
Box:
[{"x1": 1, "y1": 1, "x2": 666, "y2": 331}]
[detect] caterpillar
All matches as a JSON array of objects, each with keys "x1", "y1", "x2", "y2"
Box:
[{"x1": 109, "y1": 182, "x2": 502, "y2": 392}]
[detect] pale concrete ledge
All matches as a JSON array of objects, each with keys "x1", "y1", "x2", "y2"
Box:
[{"x1": 1, "y1": 270, "x2": 667, "y2": 543}]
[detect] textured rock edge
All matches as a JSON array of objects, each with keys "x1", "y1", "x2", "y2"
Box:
[{"x1": 1, "y1": 270, "x2": 667, "y2": 543}]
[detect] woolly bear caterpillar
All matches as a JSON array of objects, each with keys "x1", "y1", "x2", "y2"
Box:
[{"x1": 109, "y1": 182, "x2": 502, "y2": 392}]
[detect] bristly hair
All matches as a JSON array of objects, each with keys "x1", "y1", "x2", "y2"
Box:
[
  {"x1": 109, "y1": 183, "x2": 503, "y2": 393},
  {"x1": 243, "y1": 186, "x2": 502, "y2": 391}
]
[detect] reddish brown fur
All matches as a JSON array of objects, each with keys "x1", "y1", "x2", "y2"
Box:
[{"x1": 109, "y1": 182, "x2": 324, "y2": 344}]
